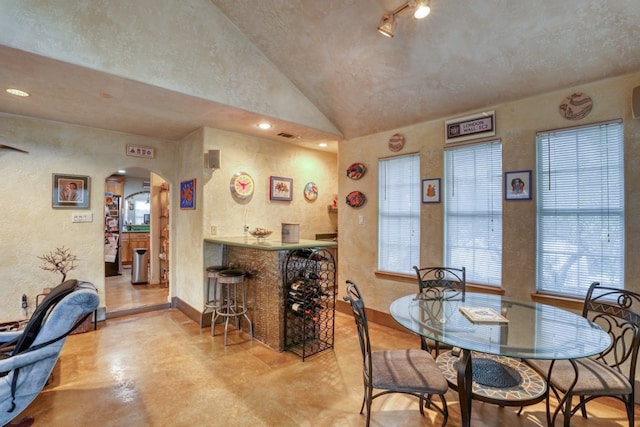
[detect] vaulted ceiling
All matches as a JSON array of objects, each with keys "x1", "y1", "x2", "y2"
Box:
[{"x1": 1, "y1": 1, "x2": 639, "y2": 153}]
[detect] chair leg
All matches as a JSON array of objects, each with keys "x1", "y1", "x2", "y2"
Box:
[
  {"x1": 364, "y1": 386, "x2": 372, "y2": 427},
  {"x1": 545, "y1": 392, "x2": 553, "y2": 427},
  {"x1": 439, "y1": 394, "x2": 448, "y2": 427},
  {"x1": 625, "y1": 398, "x2": 635, "y2": 427},
  {"x1": 241, "y1": 282, "x2": 253, "y2": 338},
  {"x1": 563, "y1": 396, "x2": 573, "y2": 427}
]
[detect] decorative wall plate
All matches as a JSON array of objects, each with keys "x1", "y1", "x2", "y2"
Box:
[
  {"x1": 346, "y1": 163, "x2": 366, "y2": 180},
  {"x1": 303, "y1": 182, "x2": 318, "y2": 201},
  {"x1": 346, "y1": 191, "x2": 366, "y2": 208},
  {"x1": 229, "y1": 172, "x2": 254, "y2": 199},
  {"x1": 559, "y1": 92, "x2": 593, "y2": 120},
  {"x1": 388, "y1": 133, "x2": 405, "y2": 152}
]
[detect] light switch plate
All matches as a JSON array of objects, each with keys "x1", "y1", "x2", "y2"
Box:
[{"x1": 72, "y1": 212, "x2": 93, "y2": 223}]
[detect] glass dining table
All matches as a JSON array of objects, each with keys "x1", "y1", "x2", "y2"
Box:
[{"x1": 389, "y1": 291, "x2": 611, "y2": 427}]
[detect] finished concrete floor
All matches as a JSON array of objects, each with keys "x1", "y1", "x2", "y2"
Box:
[{"x1": 11, "y1": 307, "x2": 636, "y2": 426}]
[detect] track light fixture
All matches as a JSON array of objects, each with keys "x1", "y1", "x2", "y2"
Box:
[
  {"x1": 413, "y1": 0, "x2": 431, "y2": 19},
  {"x1": 377, "y1": 14, "x2": 397, "y2": 37},
  {"x1": 377, "y1": 0, "x2": 431, "y2": 37}
]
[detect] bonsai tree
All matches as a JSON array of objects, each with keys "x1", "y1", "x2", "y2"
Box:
[{"x1": 38, "y1": 246, "x2": 79, "y2": 283}]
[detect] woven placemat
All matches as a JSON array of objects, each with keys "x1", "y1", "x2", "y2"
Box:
[{"x1": 463, "y1": 358, "x2": 522, "y2": 388}]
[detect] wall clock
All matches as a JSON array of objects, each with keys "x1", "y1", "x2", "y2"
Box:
[{"x1": 230, "y1": 172, "x2": 254, "y2": 199}]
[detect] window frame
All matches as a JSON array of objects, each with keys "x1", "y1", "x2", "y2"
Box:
[
  {"x1": 535, "y1": 121, "x2": 624, "y2": 297},
  {"x1": 377, "y1": 153, "x2": 421, "y2": 275}
]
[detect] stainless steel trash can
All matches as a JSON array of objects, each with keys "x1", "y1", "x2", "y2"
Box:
[{"x1": 131, "y1": 248, "x2": 149, "y2": 284}]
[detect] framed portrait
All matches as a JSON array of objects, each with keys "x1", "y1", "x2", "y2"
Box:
[
  {"x1": 422, "y1": 178, "x2": 441, "y2": 203},
  {"x1": 505, "y1": 170, "x2": 532, "y2": 201},
  {"x1": 180, "y1": 178, "x2": 196, "y2": 209},
  {"x1": 52, "y1": 174, "x2": 90, "y2": 208},
  {"x1": 270, "y1": 176, "x2": 293, "y2": 201}
]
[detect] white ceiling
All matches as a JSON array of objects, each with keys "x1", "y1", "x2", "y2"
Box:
[{"x1": 1, "y1": 0, "x2": 640, "y2": 153}]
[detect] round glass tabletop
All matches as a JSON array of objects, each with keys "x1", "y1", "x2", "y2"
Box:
[{"x1": 389, "y1": 292, "x2": 610, "y2": 360}]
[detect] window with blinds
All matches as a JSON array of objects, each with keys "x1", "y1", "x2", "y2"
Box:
[
  {"x1": 444, "y1": 141, "x2": 502, "y2": 286},
  {"x1": 536, "y1": 121, "x2": 624, "y2": 297},
  {"x1": 378, "y1": 154, "x2": 420, "y2": 274}
]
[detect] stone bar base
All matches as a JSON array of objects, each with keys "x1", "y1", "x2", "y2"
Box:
[{"x1": 227, "y1": 246, "x2": 286, "y2": 351}]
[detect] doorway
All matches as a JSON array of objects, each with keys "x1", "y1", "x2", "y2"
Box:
[{"x1": 104, "y1": 168, "x2": 170, "y2": 317}]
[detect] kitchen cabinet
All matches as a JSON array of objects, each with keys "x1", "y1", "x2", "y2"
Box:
[{"x1": 121, "y1": 232, "x2": 150, "y2": 266}]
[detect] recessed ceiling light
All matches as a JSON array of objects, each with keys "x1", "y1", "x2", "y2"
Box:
[
  {"x1": 6, "y1": 88, "x2": 30, "y2": 97},
  {"x1": 257, "y1": 122, "x2": 272, "y2": 130},
  {"x1": 318, "y1": 143, "x2": 328, "y2": 147},
  {"x1": 118, "y1": 169, "x2": 126, "y2": 174}
]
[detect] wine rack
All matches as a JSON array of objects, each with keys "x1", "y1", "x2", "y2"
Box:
[{"x1": 283, "y1": 248, "x2": 336, "y2": 361}]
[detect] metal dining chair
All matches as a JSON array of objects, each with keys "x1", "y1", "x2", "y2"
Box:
[
  {"x1": 412, "y1": 266, "x2": 466, "y2": 355},
  {"x1": 343, "y1": 280, "x2": 448, "y2": 427},
  {"x1": 526, "y1": 282, "x2": 640, "y2": 427}
]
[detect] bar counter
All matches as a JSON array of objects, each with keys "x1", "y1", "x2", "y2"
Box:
[
  {"x1": 205, "y1": 236, "x2": 337, "y2": 250},
  {"x1": 204, "y1": 236, "x2": 337, "y2": 351}
]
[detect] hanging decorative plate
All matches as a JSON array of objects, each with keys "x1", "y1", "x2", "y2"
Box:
[
  {"x1": 303, "y1": 182, "x2": 318, "y2": 201},
  {"x1": 558, "y1": 92, "x2": 593, "y2": 120},
  {"x1": 346, "y1": 191, "x2": 366, "y2": 208},
  {"x1": 346, "y1": 163, "x2": 366, "y2": 180},
  {"x1": 388, "y1": 133, "x2": 405, "y2": 152}
]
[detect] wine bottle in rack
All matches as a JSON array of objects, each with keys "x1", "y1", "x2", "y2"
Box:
[{"x1": 289, "y1": 301, "x2": 319, "y2": 321}]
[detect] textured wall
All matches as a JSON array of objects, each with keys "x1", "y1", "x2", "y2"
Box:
[
  {"x1": 338, "y1": 72, "x2": 640, "y2": 314},
  {"x1": 0, "y1": 114, "x2": 337, "y2": 322},
  {"x1": 0, "y1": 113, "x2": 176, "y2": 322},
  {"x1": 201, "y1": 127, "x2": 338, "y2": 240}
]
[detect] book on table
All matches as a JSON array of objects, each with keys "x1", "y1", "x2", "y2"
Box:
[{"x1": 459, "y1": 306, "x2": 509, "y2": 323}]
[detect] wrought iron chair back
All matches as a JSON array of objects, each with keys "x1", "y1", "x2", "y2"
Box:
[
  {"x1": 582, "y1": 282, "x2": 640, "y2": 419},
  {"x1": 528, "y1": 281, "x2": 640, "y2": 427},
  {"x1": 412, "y1": 266, "x2": 466, "y2": 353},
  {"x1": 343, "y1": 280, "x2": 448, "y2": 427},
  {"x1": 344, "y1": 280, "x2": 373, "y2": 392}
]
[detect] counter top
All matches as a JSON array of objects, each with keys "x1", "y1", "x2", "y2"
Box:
[{"x1": 205, "y1": 236, "x2": 337, "y2": 251}]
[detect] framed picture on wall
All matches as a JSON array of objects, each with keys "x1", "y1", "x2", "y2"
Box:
[
  {"x1": 52, "y1": 174, "x2": 90, "y2": 208},
  {"x1": 270, "y1": 176, "x2": 293, "y2": 201},
  {"x1": 180, "y1": 178, "x2": 196, "y2": 209},
  {"x1": 422, "y1": 178, "x2": 441, "y2": 203},
  {"x1": 505, "y1": 170, "x2": 532, "y2": 200}
]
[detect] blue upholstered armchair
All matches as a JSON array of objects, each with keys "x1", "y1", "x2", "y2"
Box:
[{"x1": 0, "y1": 281, "x2": 99, "y2": 426}]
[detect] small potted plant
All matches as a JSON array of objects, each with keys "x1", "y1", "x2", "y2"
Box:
[
  {"x1": 37, "y1": 246, "x2": 91, "y2": 333},
  {"x1": 38, "y1": 246, "x2": 79, "y2": 284}
]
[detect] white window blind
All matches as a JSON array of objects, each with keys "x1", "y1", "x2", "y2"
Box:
[
  {"x1": 536, "y1": 121, "x2": 624, "y2": 297},
  {"x1": 378, "y1": 154, "x2": 420, "y2": 274},
  {"x1": 444, "y1": 141, "x2": 502, "y2": 286}
]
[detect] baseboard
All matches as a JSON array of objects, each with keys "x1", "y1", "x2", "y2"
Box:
[
  {"x1": 172, "y1": 297, "x2": 205, "y2": 326},
  {"x1": 335, "y1": 299, "x2": 407, "y2": 332},
  {"x1": 105, "y1": 302, "x2": 171, "y2": 319}
]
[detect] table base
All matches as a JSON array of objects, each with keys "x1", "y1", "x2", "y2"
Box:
[{"x1": 436, "y1": 350, "x2": 547, "y2": 407}]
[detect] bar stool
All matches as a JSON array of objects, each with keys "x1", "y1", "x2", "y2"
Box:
[
  {"x1": 204, "y1": 265, "x2": 228, "y2": 320},
  {"x1": 212, "y1": 269, "x2": 253, "y2": 345}
]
